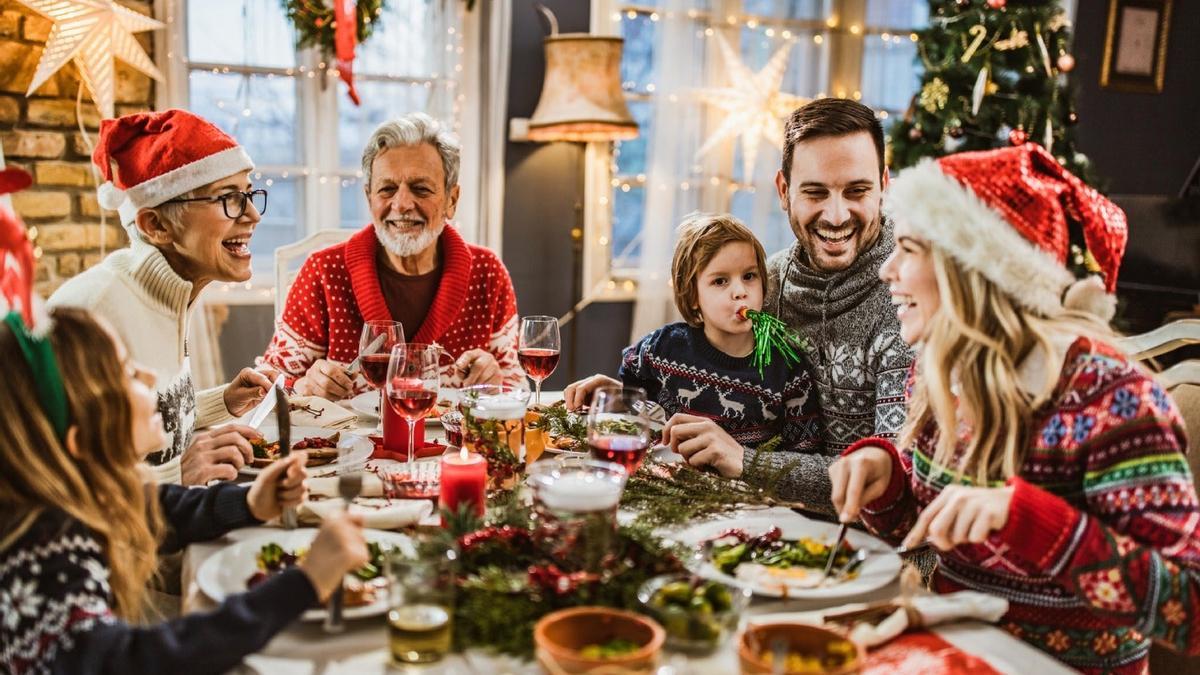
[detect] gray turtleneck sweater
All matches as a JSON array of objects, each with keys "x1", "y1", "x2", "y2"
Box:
[{"x1": 745, "y1": 222, "x2": 914, "y2": 513}]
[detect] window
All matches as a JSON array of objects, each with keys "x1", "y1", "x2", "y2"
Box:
[
  {"x1": 588, "y1": 0, "x2": 927, "y2": 291},
  {"x1": 162, "y1": 0, "x2": 467, "y2": 279}
]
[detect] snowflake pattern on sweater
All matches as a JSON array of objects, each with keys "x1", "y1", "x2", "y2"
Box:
[
  {"x1": 261, "y1": 224, "x2": 523, "y2": 391},
  {"x1": 856, "y1": 337, "x2": 1200, "y2": 674},
  {"x1": 619, "y1": 322, "x2": 822, "y2": 466}
]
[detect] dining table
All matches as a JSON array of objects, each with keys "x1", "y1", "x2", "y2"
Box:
[{"x1": 180, "y1": 391, "x2": 1078, "y2": 675}]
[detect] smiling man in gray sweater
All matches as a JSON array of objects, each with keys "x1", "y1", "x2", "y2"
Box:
[{"x1": 744, "y1": 99, "x2": 914, "y2": 513}]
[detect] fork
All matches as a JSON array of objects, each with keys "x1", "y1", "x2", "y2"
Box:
[{"x1": 323, "y1": 462, "x2": 363, "y2": 633}]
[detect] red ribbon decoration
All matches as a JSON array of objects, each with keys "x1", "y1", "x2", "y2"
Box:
[
  {"x1": 334, "y1": 0, "x2": 361, "y2": 106},
  {"x1": 0, "y1": 167, "x2": 35, "y2": 326}
]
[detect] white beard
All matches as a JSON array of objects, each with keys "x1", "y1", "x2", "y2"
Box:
[{"x1": 374, "y1": 219, "x2": 445, "y2": 258}]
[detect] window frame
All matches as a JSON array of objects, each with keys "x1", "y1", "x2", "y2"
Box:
[
  {"x1": 154, "y1": 0, "x2": 482, "y2": 302},
  {"x1": 583, "y1": 0, "x2": 927, "y2": 301}
]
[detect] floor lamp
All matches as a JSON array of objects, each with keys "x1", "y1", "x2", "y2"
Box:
[{"x1": 516, "y1": 4, "x2": 639, "y2": 381}]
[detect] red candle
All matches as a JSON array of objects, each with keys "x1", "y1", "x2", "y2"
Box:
[
  {"x1": 439, "y1": 447, "x2": 487, "y2": 521},
  {"x1": 382, "y1": 389, "x2": 425, "y2": 452}
]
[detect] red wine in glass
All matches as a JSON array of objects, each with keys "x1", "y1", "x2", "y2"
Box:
[
  {"x1": 360, "y1": 353, "x2": 392, "y2": 389},
  {"x1": 388, "y1": 387, "x2": 438, "y2": 420},
  {"x1": 518, "y1": 348, "x2": 560, "y2": 381},
  {"x1": 588, "y1": 435, "x2": 650, "y2": 474}
]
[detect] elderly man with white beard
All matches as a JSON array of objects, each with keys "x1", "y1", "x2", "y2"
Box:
[{"x1": 262, "y1": 113, "x2": 523, "y2": 398}]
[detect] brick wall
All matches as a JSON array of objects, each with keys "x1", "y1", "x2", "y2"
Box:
[{"x1": 0, "y1": 0, "x2": 156, "y2": 296}]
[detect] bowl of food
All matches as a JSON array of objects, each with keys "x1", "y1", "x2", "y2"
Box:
[
  {"x1": 533, "y1": 606, "x2": 665, "y2": 674},
  {"x1": 738, "y1": 623, "x2": 863, "y2": 675},
  {"x1": 637, "y1": 573, "x2": 750, "y2": 654}
]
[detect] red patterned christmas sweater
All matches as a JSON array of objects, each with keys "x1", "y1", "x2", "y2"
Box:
[
  {"x1": 854, "y1": 336, "x2": 1200, "y2": 673},
  {"x1": 261, "y1": 224, "x2": 523, "y2": 390}
]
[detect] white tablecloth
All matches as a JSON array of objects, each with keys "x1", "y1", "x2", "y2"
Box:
[{"x1": 185, "y1": 393, "x2": 1076, "y2": 674}]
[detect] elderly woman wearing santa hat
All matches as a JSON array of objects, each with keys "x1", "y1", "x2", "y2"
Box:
[
  {"x1": 829, "y1": 143, "x2": 1200, "y2": 673},
  {"x1": 49, "y1": 109, "x2": 273, "y2": 486}
]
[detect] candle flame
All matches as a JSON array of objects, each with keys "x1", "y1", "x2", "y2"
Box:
[{"x1": 459, "y1": 446, "x2": 468, "y2": 462}]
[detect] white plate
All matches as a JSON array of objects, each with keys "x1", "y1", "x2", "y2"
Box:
[
  {"x1": 347, "y1": 391, "x2": 444, "y2": 426},
  {"x1": 671, "y1": 511, "x2": 901, "y2": 600},
  {"x1": 196, "y1": 529, "x2": 412, "y2": 621},
  {"x1": 239, "y1": 427, "x2": 372, "y2": 476}
]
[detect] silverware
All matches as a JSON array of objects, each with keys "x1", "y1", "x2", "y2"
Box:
[
  {"x1": 274, "y1": 386, "x2": 298, "y2": 530},
  {"x1": 323, "y1": 455, "x2": 363, "y2": 633},
  {"x1": 895, "y1": 541, "x2": 933, "y2": 558},
  {"x1": 346, "y1": 333, "x2": 388, "y2": 377},
  {"x1": 822, "y1": 523, "x2": 848, "y2": 579}
]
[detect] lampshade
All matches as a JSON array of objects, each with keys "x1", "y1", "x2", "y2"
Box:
[{"x1": 527, "y1": 34, "x2": 639, "y2": 142}]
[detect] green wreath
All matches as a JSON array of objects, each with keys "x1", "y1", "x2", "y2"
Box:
[{"x1": 280, "y1": 0, "x2": 386, "y2": 54}]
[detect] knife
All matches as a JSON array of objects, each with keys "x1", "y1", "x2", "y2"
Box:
[
  {"x1": 345, "y1": 332, "x2": 388, "y2": 377},
  {"x1": 275, "y1": 385, "x2": 299, "y2": 529},
  {"x1": 246, "y1": 374, "x2": 287, "y2": 429},
  {"x1": 823, "y1": 523, "x2": 848, "y2": 579}
]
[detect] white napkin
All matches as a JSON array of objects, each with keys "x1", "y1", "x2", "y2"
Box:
[
  {"x1": 308, "y1": 472, "x2": 388, "y2": 497},
  {"x1": 299, "y1": 497, "x2": 433, "y2": 530},
  {"x1": 289, "y1": 395, "x2": 358, "y2": 430},
  {"x1": 748, "y1": 591, "x2": 1009, "y2": 649}
]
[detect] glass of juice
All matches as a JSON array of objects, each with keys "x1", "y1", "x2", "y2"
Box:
[{"x1": 387, "y1": 530, "x2": 457, "y2": 664}]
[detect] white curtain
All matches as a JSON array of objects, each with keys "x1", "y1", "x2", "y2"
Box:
[{"x1": 627, "y1": 0, "x2": 829, "y2": 341}]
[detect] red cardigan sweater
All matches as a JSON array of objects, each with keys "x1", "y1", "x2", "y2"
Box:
[{"x1": 261, "y1": 225, "x2": 523, "y2": 390}]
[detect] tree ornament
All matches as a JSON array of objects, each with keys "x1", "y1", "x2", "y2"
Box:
[
  {"x1": 943, "y1": 133, "x2": 967, "y2": 153},
  {"x1": 955, "y1": 0, "x2": 972, "y2": 8},
  {"x1": 995, "y1": 26, "x2": 1029, "y2": 51},
  {"x1": 987, "y1": 0, "x2": 1006, "y2": 8},
  {"x1": 1066, "y1": 110, "x2": 1079, "y2": 125},
  {"x1": 1057, "y1": 53, "x2": 1076, "y2": 73},
  {"x1": 14, "y1": 0, "x2": 165, "y2": 119},
  {"x1": 961, "y1": 24, "x2": 988, "y2": 62},
  {"x1": 972, "y1": 66, "x2": 990, "y2": 115},
  {"x1": 1009, "y1": 127, "x2": 1028, "y2": 145},
  {"x1": 947, "y1": 120, "x2": 965, "y2": 138},
  {"x1": 736, "y1": 308, "x2": 808, "y2": 377},
  {"x1": 919, "y1": 77, "x2": 950, "y2": 113},
  {"x1": 909, "y1": 125, "x2": 924, "y2": 141}
]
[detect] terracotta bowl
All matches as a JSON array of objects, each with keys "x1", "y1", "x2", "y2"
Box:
[
  {"x1": 534, "y1": 606, "x2": 665, "y2": 674},
  {"x1": 738, "y1": 622, "x2": 864, "y2": 675}
]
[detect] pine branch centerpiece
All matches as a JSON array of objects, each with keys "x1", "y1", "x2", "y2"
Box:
[{"x1": 737, "y1": 307, "x2": 809, "y2": 377}]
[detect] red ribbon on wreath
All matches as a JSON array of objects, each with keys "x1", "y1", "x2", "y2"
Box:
[{"x1": 334, "y1": 0, "x2": 361, "y2": 106}]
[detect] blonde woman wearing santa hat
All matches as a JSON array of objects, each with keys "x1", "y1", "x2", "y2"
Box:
[
  {"x1": 49, "y1": 109, "x2": 274, "y2": 486},
  {"x1": 829, "y1": 144, "x2": 1199, "y2": 673}
]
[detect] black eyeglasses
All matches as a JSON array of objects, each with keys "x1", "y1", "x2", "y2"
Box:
[{"x1": 163, "y1": 189, "x2": 267, "y2": 219}]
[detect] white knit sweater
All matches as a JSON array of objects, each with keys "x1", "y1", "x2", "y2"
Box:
[{"x1": 48, "y1": 241, "x2": 231, "y2": 484}]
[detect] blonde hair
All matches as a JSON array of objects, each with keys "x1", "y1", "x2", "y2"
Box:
[
  {"x1": 902, "y1": 247, "x2": 1112, "y2": 484},
  {"x1": 671, "y1": 212, "x2": 768, "y2": 327},
  {"x1": 0, "y1": 307, "x2": 161, "y2": 620}
]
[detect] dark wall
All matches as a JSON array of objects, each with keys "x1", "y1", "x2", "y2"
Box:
[
  {"x1": 501, "y1": 0, "x2": 634, "y2": 389},
  {"x1": 1073, "y1": 1, "x2": 1200, "y2": 195}
]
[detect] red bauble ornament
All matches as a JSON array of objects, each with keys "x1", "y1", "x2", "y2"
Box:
[
  {"x1": 987, "y1": 0, "x2": 1006, "y2": 8},
  {"x1": 1056, "y1": 54, "x2": 1076, "y2": 73},
  {"x1": 1008, "y1": 128, "x2": 1028, "y2": 145}
]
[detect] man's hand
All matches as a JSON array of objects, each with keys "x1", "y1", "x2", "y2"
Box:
[
  {"x1": 901, "y1": 484, "x2": 1014, "y2": 551},
  {"x1": 662, "y1": 413, "x2": 744, "y2": 478},
  {"x1": 299, "y1": 511, "x2": 369, "y2": 602},
  {"x1": 224, "y1": 367, "x2": 274, "y2": 416},
  {"x1": 246, "y1": 452, "x2": 308, "y2": 522},
  {"x1": 180, "y1": 425, "x2": 261, "y2": 485},
  {"x1": 828, "y1": 446, "x2": 894, "y2": 523},
  {"x1": 563, "y1": 374, "x2": 622, "y2": 410},
  {"x1": 295, "y1": 359, "x2": 354, "y2": 400},
  {"x1": 455, "y1": 349, "x2": 501, "y2": 386}
]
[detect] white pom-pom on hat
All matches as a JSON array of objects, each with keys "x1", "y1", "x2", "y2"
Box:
[
  {"x1": 97, "y1": 181, "x2": 127, "y2": 210},
  {"x1": 1062, "y1": 275, "x2": 1117, "y2": 323}
]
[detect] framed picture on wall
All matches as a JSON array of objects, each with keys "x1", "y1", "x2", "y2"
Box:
[{"x1": 1100, "y1": 0, "x2": 1173, "y2": 93}]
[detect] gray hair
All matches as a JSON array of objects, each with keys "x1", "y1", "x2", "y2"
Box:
[{"x1": 361, "y1": 113, "x2": 461, "y2": 192}]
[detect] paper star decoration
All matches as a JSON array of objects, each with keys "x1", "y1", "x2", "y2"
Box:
[
  {"x1": 695, "y1": 33, "x2": 809, "y2": 178},
  {"x1": 17, "y1": 0, "x2": 165, "y2": 119}
]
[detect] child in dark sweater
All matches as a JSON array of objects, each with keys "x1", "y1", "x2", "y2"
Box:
[{"x1": 566, "y1": 213, "x2": 826, "y2": 504}]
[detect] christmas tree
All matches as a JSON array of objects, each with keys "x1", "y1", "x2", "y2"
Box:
[{"x1": 889, "y1": 0, "x2": 1096, "y2": 186}]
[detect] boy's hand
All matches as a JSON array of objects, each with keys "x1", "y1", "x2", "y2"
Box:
[
  {"x1": 563, "y1": 374, "x2": 622, "y2": 410},
  {"x1": 663, "y1": 413, "x2": 744, "y2": 478}
]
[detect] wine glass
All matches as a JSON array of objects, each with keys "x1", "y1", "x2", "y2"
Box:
[
  {"x1": 385, "y1": 343, "x2": 442, "y2": 471},
  {"x1": 586, "y1": 386, "x2": 651, "y2": 475},
  {"x1": 360, "y1": 321, "x2": 404, "y2": 417},
  {"x1": 518, "y1": 315, "x2": 560, "y2": 407}
]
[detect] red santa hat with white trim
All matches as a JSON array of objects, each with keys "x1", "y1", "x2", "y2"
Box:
[
  {"x1": 93, "y1": 109, "x2": 253, "y2": 238},
  {"x1": 885, "y1": 143, "x2": 1127, "y2": 321}
]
